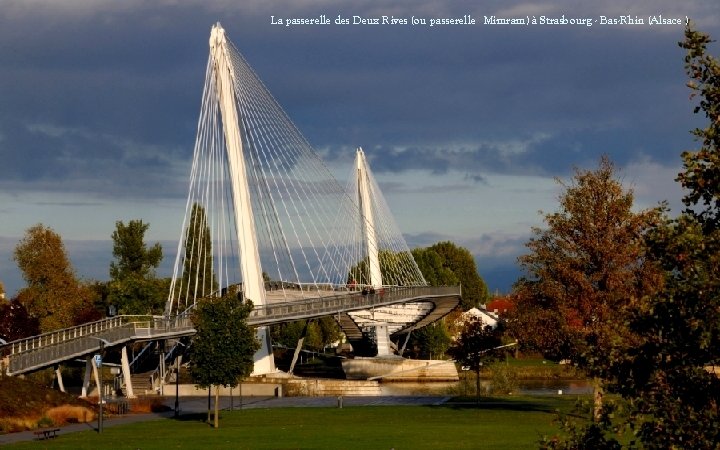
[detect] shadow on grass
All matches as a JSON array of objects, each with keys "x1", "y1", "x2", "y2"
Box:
[
  {"x1": 172, "y1": 413, "x2": 212, "y2": 423},
  {"x1": 433, "y1": 395, "x2": 588, "y2": 419}
]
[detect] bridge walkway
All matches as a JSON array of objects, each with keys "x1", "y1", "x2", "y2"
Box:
[{"x1": 1, "y1": 286, "x2": 460, "y2": 376}]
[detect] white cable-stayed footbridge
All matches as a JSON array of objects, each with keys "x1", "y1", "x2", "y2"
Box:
[{"x1": 0, "y1": 24, "x2": 461, "y2": 392}]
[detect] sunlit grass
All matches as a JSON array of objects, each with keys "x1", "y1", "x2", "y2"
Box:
[{"x1": 4, "y1": 396, "x2": 588, "y2": 449}]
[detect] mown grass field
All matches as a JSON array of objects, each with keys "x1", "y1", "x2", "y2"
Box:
[{"x1": 4, "y1": 396, "x2": 588, "y2": 449}]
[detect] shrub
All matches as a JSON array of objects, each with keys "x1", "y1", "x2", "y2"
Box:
[
  {"x1": 489, "y1": 363, "x2": 518, "y2": 395},
  {"x1": 129, "y1": 396, "x2": 170, "y2": 413},
  {"x1": 45, "y1": 405, "x2": 95, "y2": 425}
]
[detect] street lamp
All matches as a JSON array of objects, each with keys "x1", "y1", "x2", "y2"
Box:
[
  {"x1": 88, "y1": 337, "x2": 111, "y2": 433},
  {"x1": 174, "y1": 341, "x2": 186, "y2": 418}
]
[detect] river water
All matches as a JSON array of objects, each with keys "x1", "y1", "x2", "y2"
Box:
[{"x1": 378, "y1": 379, "x2": 593, "y2": 396}]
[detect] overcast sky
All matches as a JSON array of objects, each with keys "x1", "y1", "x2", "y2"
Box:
[{"x1": 1, "y1": 0, "x2": 718, "y2": 297}]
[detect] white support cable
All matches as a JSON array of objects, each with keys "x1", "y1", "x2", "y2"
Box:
[{"x1": 167, "y1": 25, "x2": 428, "y2": 329}]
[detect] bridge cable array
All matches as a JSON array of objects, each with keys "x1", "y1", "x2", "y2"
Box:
[{"x1": 166, "y1": 28, "x2": 426, "y2": 317}]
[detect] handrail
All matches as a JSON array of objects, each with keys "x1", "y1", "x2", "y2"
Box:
[
  {"x1": 2, "y1": 314, "x2": 170, "y2": 357},
  {"x1": 3, "y1": 285, "x2": 461, "y2": 376}
]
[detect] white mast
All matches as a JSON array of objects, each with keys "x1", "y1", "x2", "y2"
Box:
[
  {"x1": 356, "y1": 147, "x2": 383, "y2": 288},
  {"x1": 209, "y1": 23, "x2": 274, "y2": 374}
]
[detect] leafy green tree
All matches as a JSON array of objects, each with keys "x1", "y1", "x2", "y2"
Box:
[
  {"x1": 107, "y1": 220, "x2": 165, "y2": 314},
  {"x1": 171, "y1": 203, "x2": 216, "y2": 313},
  {"x1": 605, "y1": 26, "x2": 720, "y2": 448},
  {"x1": 188, "y1": 291, "x2": 260, "y2": 428},
  {"x1": 411, "y1": 247, "x2": 460, "y2": 287},
  {"x1": 405, "y1": 320, "x2": 452, "y2": 360},
  {"x1": 414, "y1": 242, "x2": 488, "y2": 310},
  {"x1": 447, "y1": 317, "x2": 504, "y2": 399},
  {"x1": 13, "y1": 224, "x2": 95, "y2": 332},
  {"x1": 271, "y1": 317, "x2": 343, "y2": 352},
  {"x1": 510, "y1": 156, "x2": 663, "y2": 419},
  {"x1": 347, "y1": 249, "x2": 425, "y2": 287}
]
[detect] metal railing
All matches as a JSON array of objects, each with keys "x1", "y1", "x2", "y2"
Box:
[
  {"x1": 2, "y1": 285, "x2": 460, "y2": 376},
  {"x1": 247, "y1": 285, "x2": 461, "y2": 326},
  {"x1": 2, "y1": 315, "x2": 196, "y2": 376}
]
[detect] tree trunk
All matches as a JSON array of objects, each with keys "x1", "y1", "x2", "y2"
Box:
[
  {"x1": 207, "y1": 386, "x2": 212, "y2": 423},
  {"x1": 476, "y1": 367, "x2": 481, "y2": 403},
  {"x1": 214, "y1": 384, "x2": 220, "y2": 428},
  {"x1": 593, "y1": 377, "x2": 603, "y2": 422}
]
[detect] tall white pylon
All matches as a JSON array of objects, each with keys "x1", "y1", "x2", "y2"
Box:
[
  {"x1": 355, "y1": 148, "x2": 383, "y2": 288},
  {"x1": 209, "y1": 23, "x2": 274, "y2": 374}
]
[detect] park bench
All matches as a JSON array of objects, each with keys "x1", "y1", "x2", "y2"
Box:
[{"x1": 33, "y1": 428, "x2": 60, "y2": 440}]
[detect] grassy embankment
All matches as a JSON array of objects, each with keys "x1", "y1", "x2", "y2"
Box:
[{"x1": 0, "y1": 375, "x2": 166, "y2": 434}]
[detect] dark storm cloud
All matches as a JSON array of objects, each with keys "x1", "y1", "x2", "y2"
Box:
[{"x1": 0, "y1": 0, "x2": 718, "y2": 200}]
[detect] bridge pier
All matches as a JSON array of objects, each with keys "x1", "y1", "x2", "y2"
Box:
[
  {"x1": 373, "y1": 324, "x2": 392, "y2": 357},
  {"x1": 54, "y1": 364, "x2": 66, "y2": 393},
  {"x1": 252, "y1": 327, "x2": 276, "y2": 375},
  {"x1": 81, "y1": 356, "x2": 92, "y2": 397},
  {"x1": 120, "y1": 346, "x2": 135, "y2": 398}
]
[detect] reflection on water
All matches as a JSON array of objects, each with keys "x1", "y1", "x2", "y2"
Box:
[
  {"x1": 378, "y1": 379, "x2": 593, "y2": 396},
  {"x1": 518, "y1": 379, "x2": 593, "y2": 395}
]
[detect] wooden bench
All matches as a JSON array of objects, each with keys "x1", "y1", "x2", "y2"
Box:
[{"x1": 33, "y1": 428, "x2": 60, "y2": 440}]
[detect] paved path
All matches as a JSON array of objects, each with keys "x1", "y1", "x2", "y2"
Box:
[{"x1": 0, "y1": 395, "x2": 450, "y2": 445}]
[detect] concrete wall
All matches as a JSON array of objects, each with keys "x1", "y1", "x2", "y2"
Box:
[
  {"x1": 283, "y1": 379, "x2": 381, "y2": 396},
  {"x1": 342, "y1": 357, "x2": 459, "y2": 381},
  {"x1": 161, "y1": 383, "x2": 282, "y2": 397}
]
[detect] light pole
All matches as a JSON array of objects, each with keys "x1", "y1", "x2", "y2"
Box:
[
  {"x1": 88, "y1": 337, "x2": 111, "y2": 433},
  {"x1": 173, "y1": 341, "x2": 186, "y2": 418}
]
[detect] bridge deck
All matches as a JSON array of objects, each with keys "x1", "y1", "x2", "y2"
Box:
[{"x1": 1, "y1": 286, "x2": 461, "y2": 376}]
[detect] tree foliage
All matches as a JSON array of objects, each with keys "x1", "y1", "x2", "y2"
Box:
[
  {"x1": 412, "y1": 242, "x2": 488, "y2": 310},
  {"x1": 447, "y1": 317, "x2": 504, "y2": 397},
  {"x1": 535, "y1": 26, "x2": 720, "y2": 449},
  {"x1": 676, "y1": 26, "x2": 720, "y2": 230},
  {"x1": 271, "y1": 317, "x2": 343, "y2": 352},
  {"x1": 347, "y1": 249, "x2": 424, "y2": 287},
  {"x1": 110, "y1": 220, "x2": 163, "y2": 280},
  {"x1": 13, "y1": 224, "x2": 95, "y2": 332},
  {"x1": 107, "y1": 220, "x2": 166, "y2": 315},
  {"x1": 172, "y1": 203, "x2": 216, "y2": 312},
  {"x1": 188, "y1": 290, "x2": 260, "y2": 428},
  {"x1": 411, "y1": 247, "x2": 460, "y2": 287},
  {"x1": 602, "y1": 26, "x2": 720, "y2": 449},
  {"x1": 509, "y1": 157, "x2": 663, "y2": 372},
  {"x1": 0, "y1": 298, "x2": 40, "y2": 342},
  {"x1": 405, "y1": 320, "x2": 452, "y2": 360}
]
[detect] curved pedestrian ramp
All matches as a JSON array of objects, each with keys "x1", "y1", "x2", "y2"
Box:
[{"x1": 1, "y1": 285, "x2": 460, "y2": 376}]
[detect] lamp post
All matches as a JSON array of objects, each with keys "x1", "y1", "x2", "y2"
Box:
[
  {"x1": 88, "y1": 337, "x2": 111, "y2": 433},
  {"x1": 173, "y1": 341, "x2": 186, "y2": 418}
]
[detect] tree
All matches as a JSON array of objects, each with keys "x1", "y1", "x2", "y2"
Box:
[
  {"x1": 271, "y1": 316, "x2": 343, "y2": 352},
  {"x1": 411, "y1": 247, "x2": 460, "y2": 287},
  {"x1": 447, "y1": 317, "x2": 504, "y2": 399},
  {"x1": 604, "y1": 26, "x2": 720, "y2": 448},
  {"x1": 414, "y1": 242, "x2": 488, "y2": 310},
  {"x1": 509, "y1": 156, "x2": 663, "y2": 418},
  {"x1": 107, "y1": 220, "x2": 165, "y2": 315},
  {"x1": 0, "y1": 298, "x2": 40, "y2": 342},
  {"x1": 347, "y1": 249, "x2": 425, "y2": 287},
  {"x1": 13, "y1": 224, "x2": 95, "y2": 332},
  {"x1": 405, "y1": 320, "x2": 452, "y2": 360},
  {"x1": 676, "y1": 27, "x2": 720, "y2": 231},
  {"x1": 171, "y1": 203, "x2": 216, "y2": 313},
  {"x1": 188, "y1": 290, "x2": 260, "y2": 428}
]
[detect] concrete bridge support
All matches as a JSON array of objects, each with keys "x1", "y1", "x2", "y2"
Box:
[{"x1": 121, "y1": 346, "x2": 135, "y2": 398}]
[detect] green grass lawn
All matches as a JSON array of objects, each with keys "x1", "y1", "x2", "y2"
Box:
[{"x1": 4, "y1": 396, "x2": 586, "y2": 449}]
